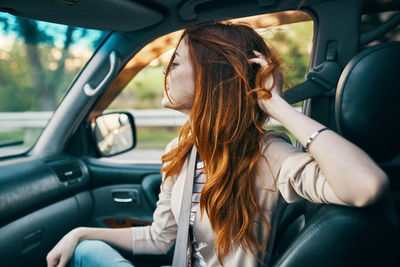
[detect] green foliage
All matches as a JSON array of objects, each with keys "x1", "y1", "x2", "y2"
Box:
[
  {"x1": 259, "y1": 21, "x2": 313, "y2": 107},
  {"x1": 268, "y1": 125, "x2": 297, "y2": 144},
  {"x1": 0, "y1": 14, "x2": 108, "y2": 156},
  {"x1": 135, "y1": 127, "x2": 181, "y2": 149},
  {"x1": 109, "y1": 66, "x2": 166, "y2": 109},
  {"x1": 0, "y1": 128, "x2": 41, "y2": 150},
  {"x1": 0, "y1": 129, "x2": 25, "y2": 143},
  {"x1": 274, "y1": 22, "x2": 313, "y2": 87},
  {"x1": 126, "y1": 66, "x2": 165, "y2": 93},
  {"x1": 0, "y1": 41, "x2": 79, "y2": 111},
  {"x1": 0, "y1": 14, "x2": 108, "y2": 111},
  {"x1": 0, "y1": 43, "x2": 35, "y2": 111},
  {"x1": 134, "y1": 125, "x2": 296, "y2": 151}
]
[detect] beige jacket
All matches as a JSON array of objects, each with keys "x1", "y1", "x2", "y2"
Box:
[{"x1": 131, "y1": 131, "x2": 348, "y2": 266}]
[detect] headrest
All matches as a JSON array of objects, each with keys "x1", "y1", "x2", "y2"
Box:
[{"x1": 335, "y1": 42, "x2": 400, "y2": 163}]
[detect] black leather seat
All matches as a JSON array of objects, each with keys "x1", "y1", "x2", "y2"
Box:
[{"x1": 269, "y1": 42, "x2": 400, "y2": 267}]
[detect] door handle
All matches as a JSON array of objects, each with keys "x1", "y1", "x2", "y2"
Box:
[
  {"x1": 113, "y1": 197, "x2": 133, "y2": 203},
  {"x1": 112, "y1": 190, "x2": 137, "y2": 204}
]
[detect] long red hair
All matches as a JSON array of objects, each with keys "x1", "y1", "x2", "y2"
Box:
[{"x1": 162, "y1": 22, "x2": 281, "y2": 264}]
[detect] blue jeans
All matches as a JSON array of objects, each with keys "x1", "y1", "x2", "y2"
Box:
[{"x1": 70, "y1": 240, "x2": 135, "y2": 267}]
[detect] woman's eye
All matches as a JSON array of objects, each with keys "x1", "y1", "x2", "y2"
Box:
[{"x1": 171, "y1": 62, "x2": 178, "y2": 67}]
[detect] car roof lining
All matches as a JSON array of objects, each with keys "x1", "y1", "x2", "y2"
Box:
[
  {"x1": 0, "y1": 0, "x2": 397, "y2": 32},
  {"x1": 0, "y1": 0, "x2": 164, "y2": 31}
]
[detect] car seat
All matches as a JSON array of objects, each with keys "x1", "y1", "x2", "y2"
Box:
[{"x1": 268, "y1": 41, "x2": 400, "y2": 267}]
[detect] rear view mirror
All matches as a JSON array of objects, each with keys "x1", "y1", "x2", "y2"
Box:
[{"x1": 91, "y1": 112, "x2": 136, "y2": 157}]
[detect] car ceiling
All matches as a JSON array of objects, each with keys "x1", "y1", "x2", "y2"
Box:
[{"x1": 0, "y1": 0, "x2": 397, "y2": 32}]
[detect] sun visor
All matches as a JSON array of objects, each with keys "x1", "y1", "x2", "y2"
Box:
[{"x1": 0, "y1": 0, "x2": 164, "y2": 31}]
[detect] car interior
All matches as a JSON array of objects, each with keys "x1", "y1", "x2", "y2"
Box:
[{"x1": 0, "y1": 0, "x2": 399, "y2": 266}]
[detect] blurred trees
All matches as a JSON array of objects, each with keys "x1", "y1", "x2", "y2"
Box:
[
  {"x1": 259, "y1": 21, "x2": 313, "y2": 90},
  {"x1": 0, "y1": 14, "x2": 108, "y2": 111},
  {"x1": 0, "y1": 12, "x2": 312, "y2": 112}
]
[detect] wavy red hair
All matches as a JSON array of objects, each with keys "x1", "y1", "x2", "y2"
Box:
[{"x1": 162, "y1": 22, "x2": 282, "y2": 264}]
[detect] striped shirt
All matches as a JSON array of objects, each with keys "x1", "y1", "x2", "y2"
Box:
[{"x1": 189, "y1": 161, "x2": 207, "y2": 267}]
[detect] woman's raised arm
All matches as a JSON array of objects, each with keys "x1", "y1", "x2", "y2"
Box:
[
  {"x1": 258, "y1": 79, "x2": 389, "y2": 207},
  {"x1": 250, "y1": 50, "x2": 389, "y2": 207}
]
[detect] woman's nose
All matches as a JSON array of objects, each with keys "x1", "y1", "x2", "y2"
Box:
[{"x1": 162, "y1": 67, "x2": 167, "y2": 75}]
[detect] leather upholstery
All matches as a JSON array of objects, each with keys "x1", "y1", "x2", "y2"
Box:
[
  {"x1": 269, "y1": 42, "x2": 400, "y2": 266},
  {"x1": 270, "y1": 198, "x2": 397, "y2": 267},
  {"x1": 335, "y1": 42, "x2": 400, "y2": 162},
  {"x1": 0, "y1": 157, "x2": 89, "y2": 227},
  {"x1": 141, "y1": 174, "x2": 162, "y2": 210}
]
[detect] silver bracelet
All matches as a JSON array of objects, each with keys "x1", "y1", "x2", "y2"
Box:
[{"x1": 305, "y1": 127, "x2": 329, "y2": 152}]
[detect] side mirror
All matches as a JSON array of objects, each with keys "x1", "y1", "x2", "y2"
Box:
[{"x1": 91, "y1": 112, "x2": 136, "y2": 157}]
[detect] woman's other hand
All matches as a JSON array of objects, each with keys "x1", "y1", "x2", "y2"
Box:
[
  {"x1": 46, "y1": 228, "x2": 81, "y2": 267},
  {"x1": 249, "y1": 50, "x2": 283, "y2": 117},
  {"x1": 249, "y1": 52, "x2": 388, "y2": 207}
]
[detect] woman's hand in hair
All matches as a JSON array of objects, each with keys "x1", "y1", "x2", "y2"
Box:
[
  {"x1": 249, "y1": 50, "x2": 283, "y2": 117},
  {"x1": 250, "y1": 52, "x2": 388, "y2": 208}
]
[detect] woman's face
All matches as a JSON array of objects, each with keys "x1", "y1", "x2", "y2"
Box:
[{"x1": 162, "y1": 39, "x2": 195, "y2": 114}]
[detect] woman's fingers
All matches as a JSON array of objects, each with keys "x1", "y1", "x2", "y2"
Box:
[
  {"x1": 249, "y1": 50, "x2": 271, "y2": 66},
  {"x1": 46, "y1": 229, "x2": 80, "y2": 267},
  {"x1": 57, "y1": 256, "x2": 68, "y2": 267},
  {"x1": 248, "y1": 57, "x2": 267, "y2": 66},
  {"x1": 46, "y1": 250, "x2": 60, "y2": 267},
  {"x1": 252, "y1": 50, "x2": 262, "y2": 56},
  {"x1": 47, "y1": 248, "x2": 70, "y2": 267}
]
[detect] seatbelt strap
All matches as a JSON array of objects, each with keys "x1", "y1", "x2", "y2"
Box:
[
  {"x1": 283, "y1": 42, "x2": 342, "y2": 104},
  {"x1": 283, "y1": 80, "x2": 329, "y2": 104},
  {"x1": 283, "y1": 61, "x2": 342, "y2": 104},
  {"x1": 172, "y1": 145, "x2": 198, "y2": 267}
]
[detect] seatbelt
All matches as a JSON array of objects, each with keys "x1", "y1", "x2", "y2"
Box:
[
  {"x1": 283, "y1": 41, "x2": 342, "y2": 104},
  {"x1": 172, "y1": 145, "x2": 198, "y2": 267},
  {"x1": 283, "y1": 60, "x2": 342, "y2": 104}
]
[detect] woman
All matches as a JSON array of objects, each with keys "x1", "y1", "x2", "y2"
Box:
[{"x1": 47, "y1": 22, "x2": 389, "y2": 267}]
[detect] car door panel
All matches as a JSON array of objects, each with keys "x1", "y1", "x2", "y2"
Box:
[
  {"x1": 90, "y1": 184, "x2": 154, "y2": 228},
  {"x1": 82, "y1": 158, "x2": 170, "y2": 266},
  {"x1": 0, "y1": 152, "x2": 165, "y2": 266},
  {"x1": 83, "y1": 158, "x2": 162, "y2": 224},
  {"x1": 83, "y1": 158, "x2": 161, "y2": 186},
  {"x1": 0, "y1": 155, "x2": 93, "y2": 267},
  {"x1": 0, "y1": 191, "x2": 93, "y2": 267},
  {"x1": 0, "y1": 156, "x2": 90, "y2": 227}
]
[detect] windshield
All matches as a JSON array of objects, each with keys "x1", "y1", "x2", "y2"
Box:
[{"x1": 0, "y1": 13, "x2": 109, "y2": 157}]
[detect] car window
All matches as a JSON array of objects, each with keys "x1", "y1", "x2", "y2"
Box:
[
  {"x1": 0, "y1": 13, "x2": 109, "y2": 158},
  {"x1": 361, "y1": 10, "x2": 400, "y2": 47},
  {"x1": 106, "y1": 11, "x2": 313, "y2": 163}
]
